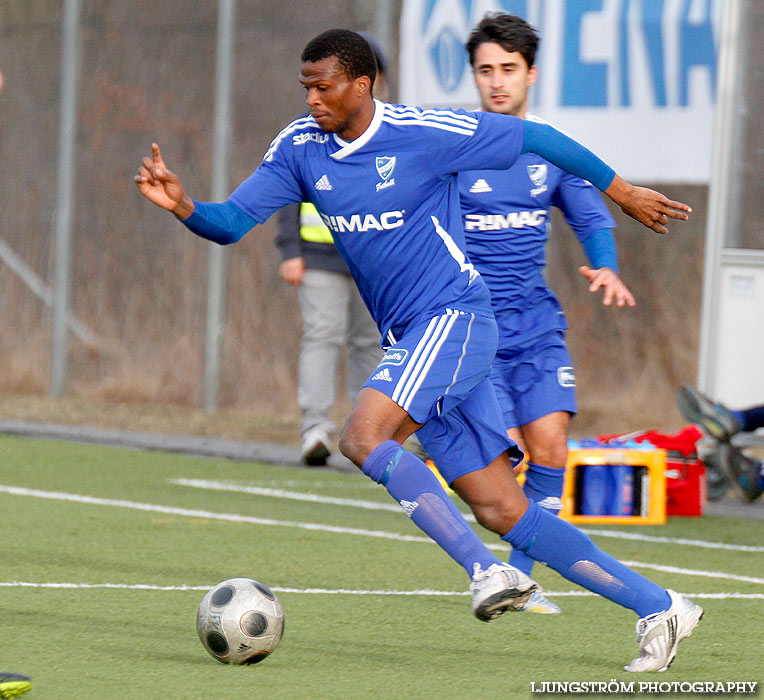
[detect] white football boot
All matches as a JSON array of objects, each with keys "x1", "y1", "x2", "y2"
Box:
[
  {"x1": 624, "y1": 589, "x2": 703, "y2": 672},
  {"x1": 521, "y1": 590, "x2": 561, "y2": 614},
  {"x1": 470, "y1": 563, "x2": 539, "y2": 622}
]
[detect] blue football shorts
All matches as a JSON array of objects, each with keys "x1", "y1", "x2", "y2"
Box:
[
  {"x1": 362, "y1": 309, "x2": 522, "y2": 483},
  {"x1": 490, "y1": 329, "x2": 577, "y2": 429}
]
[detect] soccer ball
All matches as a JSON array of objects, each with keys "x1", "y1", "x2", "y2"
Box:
[{"x1": 197, "y1": 577, "x2": 285, "y2": 665}]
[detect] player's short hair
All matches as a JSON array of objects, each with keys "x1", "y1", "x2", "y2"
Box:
[
  {"x1": 466, "y1": 13, "x2": 539, "y2": 68},
  {"x1": 301, "y1": 29, "x2": 377, "y2": 87}
]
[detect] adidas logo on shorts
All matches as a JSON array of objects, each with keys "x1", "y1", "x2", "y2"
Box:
[{"x1": 371, "y1": 368, "x2": 393, "y2": 382}]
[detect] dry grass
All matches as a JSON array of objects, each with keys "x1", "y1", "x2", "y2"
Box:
[
  {"x1": 0, "y1": 383, "x2": 687, "y2": 451},
  {"x1": 0, "y1": 391, "x2": 303, "y2": 446},
  {"x1": 0, "y1": 8, "x2": 708, "y2": 448}
]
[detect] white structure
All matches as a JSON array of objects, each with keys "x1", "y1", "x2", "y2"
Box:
[
  {"x1": 698, "y1": 0, "x2": 764, "y2": 409},
  {"x1": 400, "y1": 0, "x2": 721, "y2": 183}
]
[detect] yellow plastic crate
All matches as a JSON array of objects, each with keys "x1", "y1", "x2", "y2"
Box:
[{"x1": 560, "y1": 447, "x2": 667, "y2": 525}]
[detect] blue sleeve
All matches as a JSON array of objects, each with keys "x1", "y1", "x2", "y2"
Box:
[
  {"x1": 550, "y1": 167, "x2": 616, "y2": 239},
  {"x1": 183, "y1": 123, "x2": 305, "y2": 243},
  {"x1": 521, "y1": 121, "x2": 616, "y2": 192},
  {"x1": 229, "y1": 142, "x2": 305, "y2": 222},
  {"x1": 582, "y1": 228, "x2": 619, "y2": 273},
  {"x1": 428, "y1": 111, "x2": 525, "y2": 175},
  {"x1": 182, "y1": 199, "x2": 257, "y2": 245}
]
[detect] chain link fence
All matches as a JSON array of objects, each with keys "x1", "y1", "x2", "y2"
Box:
[{"x1": 0, "y1": 0, "x2": 711, "y2": 433}]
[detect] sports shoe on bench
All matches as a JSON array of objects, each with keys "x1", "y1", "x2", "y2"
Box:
[
  {"x1": 677, "y1": 384, "x2": 741, "y2": 441},
  {"x1": 624, "y1": 589, "x2": 703, "y2": 672},
  {"x1": 718, "y1": 443, "x2": 764, "y2": 502},
  {"x1": 470, "y1": 562, "x2": 538, "y2": 622}
]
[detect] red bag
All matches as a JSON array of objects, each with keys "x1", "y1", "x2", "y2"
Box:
[{"x1": 597, "y1": 427, "x2": 706, "y2": 517}]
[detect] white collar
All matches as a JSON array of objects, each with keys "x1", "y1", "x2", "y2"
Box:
[{"x1": 331, "y1": 99, "x2": 385, "y2": 160}]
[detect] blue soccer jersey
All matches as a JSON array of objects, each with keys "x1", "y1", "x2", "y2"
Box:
[
  {"x1": 229, "y1": 100, "x2": 528, "y2": 344},
  {"x1": 459, "y1": 116, "x2": 615, "y2": 351}
]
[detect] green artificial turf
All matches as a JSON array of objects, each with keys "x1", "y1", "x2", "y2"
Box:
[{"x1": 0, "y1": 435, "x2": 761, "y2": 699}]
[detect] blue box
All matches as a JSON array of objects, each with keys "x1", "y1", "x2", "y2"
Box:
[
  {"x1": 580, "y1": 465, "x2": 610, "y2": 515},
  {"x1": 579, "y1": 464, "x2": 635, "y2": 516},
  {"x1": 607, "y1": 465, "x2": 635, "y2": 516}
]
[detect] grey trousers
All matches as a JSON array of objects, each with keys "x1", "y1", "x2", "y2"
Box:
[{"x1": 297, "y1": 269, "x2": 381, "y2": 437}]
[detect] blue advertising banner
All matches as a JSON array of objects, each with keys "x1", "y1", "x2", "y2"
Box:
[{"x1": 400, "y1": 0, "x2": 720, "y2": 182}]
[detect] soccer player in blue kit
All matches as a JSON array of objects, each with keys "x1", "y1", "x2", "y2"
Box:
[
  {"x1": 135, "y1": 29, "x2": 702, "y2": 671},
  {"x1": 460, "y1": 13, "x2": 636, "y2": 615}
]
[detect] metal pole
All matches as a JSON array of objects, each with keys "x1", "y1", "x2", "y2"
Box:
[
  {"x1": 0, "y1": 237, "x2": 96, "y2": 346},
  {"x1": 373, "y1": 0, "x2": 394, "y2": 73},
  {"x1": 50, "y1": 0, "x2": 81, "y2": 397},
  {"x1": 697, "y1": 0, "x2": 742, "y2": 393},
  {"x1": 203, "y1": 0, "x2": 236, "y2": 411}
]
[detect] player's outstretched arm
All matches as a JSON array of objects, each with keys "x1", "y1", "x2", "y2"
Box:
[
  {"x1": 135, "y1": 143, "x2": 256, "y2": 245},
  {"x1": 520, "y1": 122, "x2": 691, "y2": 234},
  {"x1": 134, "y1": 143, "x2": 195, "y2": 219},
  {"x1": 578, "y1": 266, "x2": 636, "y2": 307},
  {"x1": 604, "y1": 174, "x2": 691, "y2": 235}
]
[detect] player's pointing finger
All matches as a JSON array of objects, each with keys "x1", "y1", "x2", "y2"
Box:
[
  {"x1": 152, "y1": 143, "x2": 165, "y2": 168},
  {"x1": 666, "y1": 198, "x2": 692, "y2": 213}
]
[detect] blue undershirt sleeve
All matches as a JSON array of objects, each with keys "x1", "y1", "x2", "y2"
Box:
[
  {"x1": 521, "y1": 122, "x2": 616, "y2": 192},
  {"x1": 582, "y1": 228, "x2": 619, "y2": 273},
  {"x1": 181, "y1": 199, "x2": 257, "y2": 245}
]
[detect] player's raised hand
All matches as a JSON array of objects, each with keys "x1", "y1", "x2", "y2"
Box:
[
  {"x1": 134, "y1": 143, "x2": 194, "y2": 219},
  {"x1": 578, "y1": 266, "x2": 636, "y2": 307},
  {"x1": 605, "y1": 174, "x2": 691, "y2": 234}
]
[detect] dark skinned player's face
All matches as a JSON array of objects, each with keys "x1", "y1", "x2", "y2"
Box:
[{"x1": 300, "y1": 56, "x2": 371, "y2": 139}]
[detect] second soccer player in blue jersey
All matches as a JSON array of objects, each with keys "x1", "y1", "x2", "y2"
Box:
[{"x1": 461, "y1": 13, "x2": 637, "y2": 614}]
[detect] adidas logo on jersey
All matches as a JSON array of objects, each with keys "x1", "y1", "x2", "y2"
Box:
[
  {"x1": 314, "y1": 174, "x2": 332, "y2": 190},
  {"x1": 399, "y1": 499, "x2": 419, "y2": 516},
  {"x1": 469, "y1": 178, "x2": 492, "y2": 193},
  {"x1": 371, "y1": 368, "x2": 393, "y2": 382}
]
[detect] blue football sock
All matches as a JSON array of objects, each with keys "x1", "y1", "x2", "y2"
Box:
[
  {"x1": 509, "y1": 462, "x2": 564, "y2": 576},
  {"x1": 503, "y1": 501, "x2": 671, "y2": 617},
  {"x1": 739, "y1": 405, "x2": 764, "y2": 432},
  {"x1": 363, "y1": 440, "x2": 501, "y2": 576}
]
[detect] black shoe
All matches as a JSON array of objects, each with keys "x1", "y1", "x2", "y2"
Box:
[
  {"x1": 717, "y1": 443, "x2": 764, "y2": 502},
  {"x1": 0, "y1": 672, "x2": 32, "y2": 699},
  {"x1": 677, "y1": 384, "x2": 741, "y2": 441}
]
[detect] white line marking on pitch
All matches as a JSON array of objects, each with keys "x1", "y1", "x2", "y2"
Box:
[
  {"x1": 2, "y1": 484, "x2": 762, "y2": 586},
  {"x1": 0, "y1": 484, "x2": 433, "y2": 544},
  {"x1": 579, "y1": 528, "x2": 764, "y2": 553},
  {"x1": 622, "y1": 561, "x2": 764, "y2": 585},
  {"x1": 1, "y1": 581, "x2": 762, "y2": 600},
  {"x1": 172, "y1": 478, "x2": 764, "y2": 553},
  {"x1": 171, "y1": 478, "x2": 406, "y2": 514}
]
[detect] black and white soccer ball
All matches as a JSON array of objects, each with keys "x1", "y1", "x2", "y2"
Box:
[{"x1": 197, "y1": 577, "x2": 285, "y2": 665}]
